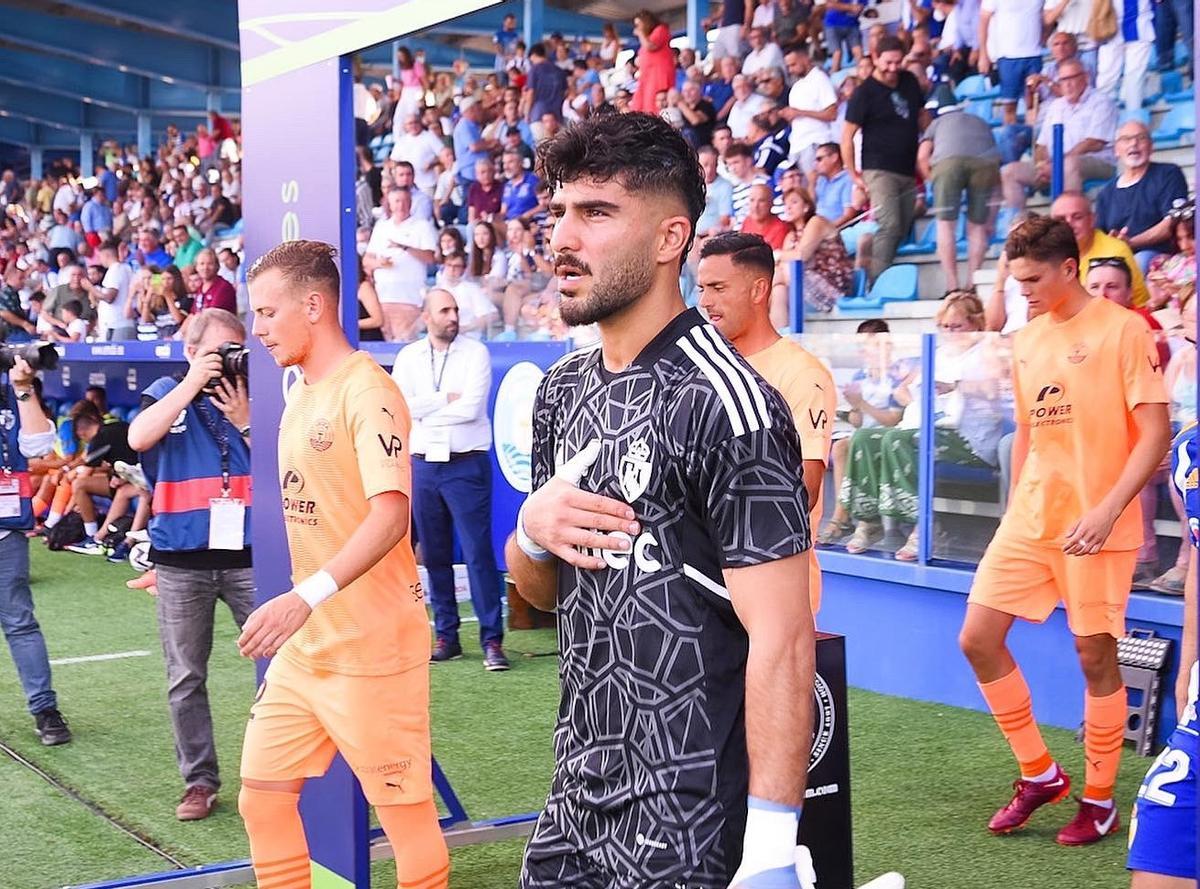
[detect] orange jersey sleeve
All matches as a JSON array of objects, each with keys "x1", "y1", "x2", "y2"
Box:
[{"x1": 276, "y1": 351, "x2": 429, "y2": 676}]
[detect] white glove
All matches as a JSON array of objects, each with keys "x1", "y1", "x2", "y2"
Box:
[{"x1": 727, "y1": 798, "x2": 815, "y2": 889}]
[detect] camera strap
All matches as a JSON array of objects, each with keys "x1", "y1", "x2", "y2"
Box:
[
  {"x1": 193, "y1": 397, "x2": 232, "y2": 496},
  {"x1": 0, "y1": 380, "x2": 11, "y2": 474}
]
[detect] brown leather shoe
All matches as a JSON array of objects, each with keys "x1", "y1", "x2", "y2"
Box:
[{"x1": 176, "y1": 785, "x2": 217, "y2": 821}]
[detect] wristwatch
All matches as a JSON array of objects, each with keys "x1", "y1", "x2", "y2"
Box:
[{"x1": 13, "y1": 388, "x2": 32, "y2": 402}]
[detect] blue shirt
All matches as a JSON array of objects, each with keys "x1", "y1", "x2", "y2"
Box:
[
  {"x1": 137, "y1": 247, "x2": 173, "y2": 269},
  {"x1": 1094, "y1": 162, "x2": 1188, "y2": 253},
  {"x1": 825, "y1": 5, "x2": 860, "y2": 27},
  {"x1": 705, "y1": 80, "x2": 734, "y2": 116},
  {"x1": 80, "y1": 199, "x2": 113, "y2": 234},
  {"x1": 815, "y1": 169, "x2": 854, "y2": 222},
  {"x1": 697, "y1": 176, "x2": 734, "y2": 233},
  {"x1": 453, "y1": 118, "x2": 487, "y2": 181},
  {"x1": 100, "y1": 169, "x2": 119, "y2": 203},
  {"x1": 502, "y1": 172, "x2": 540, "y2": 218}
]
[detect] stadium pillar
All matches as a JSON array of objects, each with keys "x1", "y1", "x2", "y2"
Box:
[
  {"x1": 1049, "y1": 123, "x2": 1064, "y2": 200},
  {"x1": 136, "y1": 113, "x2": 151, "y2": 159},
  {"x1": 523, "y1": 0, "x2": 544, "y2": 52},
  {"x1": 206, "y1": 90, "x2": 221, "y2": 113},
  {"x1": 687, "y1": 0, "x2": 706, "y2": 55},
  {"x1": 788, "y1": 259, "x2": 804, "y2": 333},
  {"x1": 79, "y1": 132, "x2": 93, "y2": 173},
  {"x1": 29, "y1": 147, "x2": 42, "y2": 182}
]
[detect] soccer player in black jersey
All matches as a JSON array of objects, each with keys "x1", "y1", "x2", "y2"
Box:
[{"x1": 505, "y1": 112, "x2": 817, "y2": 889}]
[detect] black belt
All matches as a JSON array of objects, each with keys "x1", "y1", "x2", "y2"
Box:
[{"x1": 413, "y1": 450, "x2": 486, "y2": 462}]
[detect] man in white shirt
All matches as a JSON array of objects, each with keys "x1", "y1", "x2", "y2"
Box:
[
  {"x1": 390, "y1": 114, "x2": 445, "y2": 195},
  {"x1": 85, "y1": 240, "x2": 135, "y2": 341},
  {"x1": 742, "y1": 27, "x2": 786, "y2": 81},
  {"x1": 978, "y1": 0, "x2": 1045, "y2": 127},
  {"x1": 390, "y1": 163, "x2": 435, "y2": 221},
  {"x1": 726, "y1": 74, "x2": 772, "y2": 140},
  {"x1": 1000, "y1": 58, "x2": 1118, "y2": 212},
  {"x1": 364, "y1": 189, "x2": 437, "y2": 341},
  {"x1": 435, "y1": 254, "x2": 499, "y2": 336},
  {"x1": 780, "y1": 45, "x2": 838, "y2": 174},
  {"x1": 390, "y1": 289, "x2": 507, "y2": 670}
]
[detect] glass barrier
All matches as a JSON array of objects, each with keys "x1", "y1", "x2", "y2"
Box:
[
  {"x1": 794, "y1": 331, "x2": 924, "y2": 558},
  {"x1": 927, "y1": 332, "x2": 1015, "y2": 565}
]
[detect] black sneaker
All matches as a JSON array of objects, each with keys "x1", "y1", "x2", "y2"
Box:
[
  {"x1": 34, "y1": 708, "x2": 72, "y2": 746},
  {"x1": 430, "y1": 638, "x2": 463, "y2": 663},
  {"x1": 483, "y1": 642, "x2": 510, "y2": 672}
]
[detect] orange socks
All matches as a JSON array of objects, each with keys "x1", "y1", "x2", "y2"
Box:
[
  {"x1": 979, "y1": 667, "x2": 1054, "y2": 778},
  {"x1": 238, "y1": 786, "x2": 310, "y2": 889},
  {"x1": 1083, "y1": 688, "x2": 1126, "y2": 802},
  {"x1": 376, "y1": 800, "x2": 450, "y2": 889}
]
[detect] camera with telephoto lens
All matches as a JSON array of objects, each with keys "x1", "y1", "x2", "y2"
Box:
[
  {"x1": 0, "y1": 342, "x2": 59, "y2": 374},
  {"x1": 201, "y1": 341, "x2": 249, "y2": 396}
]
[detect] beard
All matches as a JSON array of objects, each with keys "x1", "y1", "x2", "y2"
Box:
[{"x1": 557, "y1": 240, "x2": 656, "y2": 327}]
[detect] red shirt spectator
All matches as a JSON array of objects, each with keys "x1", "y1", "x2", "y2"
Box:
[
  {"x1": 191, "y1": 248, "x2": 237, "y2": 314},
  {"x1": 742, "y1": 210, "x2": 790, "y2": 250}
]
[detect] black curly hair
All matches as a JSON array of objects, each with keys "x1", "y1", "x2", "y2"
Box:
[{"x1": 535, "y1": 111, "x2": 707, "y2": 260}]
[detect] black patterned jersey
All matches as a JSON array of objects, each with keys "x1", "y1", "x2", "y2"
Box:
[{"x1": 523, "y1": 308, "x2": 811, "y2": 887}]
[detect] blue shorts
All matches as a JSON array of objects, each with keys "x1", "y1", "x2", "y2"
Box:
[
  {"x1": 1127, "y1": 723, "x2": 1197, "y2": 879},
  {"x1": 996, "y1": 56, "x2": 1042, "y2": 102},
  {"x1": 824, "y1": 24, "x2": 861, "y2": 59}
]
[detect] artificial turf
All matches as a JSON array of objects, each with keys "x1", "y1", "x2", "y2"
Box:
[{"x1": 0, "y1": 546, "x2": 1158, "y2": 888}]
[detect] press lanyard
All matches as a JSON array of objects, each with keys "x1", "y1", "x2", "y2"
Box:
[
  {"x1": 430, "y1": 343, "x2": 450, "y2": 393},
  {"x1": 194, "y1": 398, "x2": 232, "y2": 496}
]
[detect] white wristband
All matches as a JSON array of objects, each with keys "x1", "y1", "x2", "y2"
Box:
[
  {"x1": 740, "y1": 798, "x2": 801, "y2": 873},
  {"x1": 293, "y1": 570, "x2": 339, "y2": 609},
  {"x1": 516, "y1": 502, "x2": 552, "y2": 562}
]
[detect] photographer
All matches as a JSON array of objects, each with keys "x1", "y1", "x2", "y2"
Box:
[
  {"x1": 126, "y1": 307, "x2": 253, "y2": 821},
  {"x1": 0, "y1": 349, "x2": 71, "y2": 745}
]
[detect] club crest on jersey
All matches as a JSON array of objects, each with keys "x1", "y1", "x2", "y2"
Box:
[
  {"x1": 619, "y1": 438, "x2": 652, "y2": 503},
  {"x1": 309, "y1": 419, "x2": 333, "y2": 452}
]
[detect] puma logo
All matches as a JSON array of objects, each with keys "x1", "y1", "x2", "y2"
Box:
[{"x1": 381, "y1": 406, "x2": 396, "y2": 424}]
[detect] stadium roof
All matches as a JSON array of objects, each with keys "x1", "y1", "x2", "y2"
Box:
[{"x1": 0, "y1": 0, "x2": 689, "y2": 158}]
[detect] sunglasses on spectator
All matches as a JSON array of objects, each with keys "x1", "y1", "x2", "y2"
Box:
[
  {"x1": 1115, "y1": 133, "x2": 1150, "y2": 144},
  {"x1": 1088, "y1": 256, "x2": 1127, "y2": 270}
]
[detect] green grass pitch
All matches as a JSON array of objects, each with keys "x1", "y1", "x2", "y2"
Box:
[{"x1": 0, "y1": 546, "x2": 1155, "y2": 888}]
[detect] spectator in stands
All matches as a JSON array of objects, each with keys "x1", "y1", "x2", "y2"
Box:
[
  {"x1": 364, "y1": 188, "x2": 437, "y2": 342},
  {"x1": 977, "y1": 0, "x2": 1046, "y2": 127},
  {"x1": 1052, "y1": 190, "x2": 1150, "y2": 306},
  {"x1": 746, "y1": 113, "x2": 789, "y2": 177},
  {"x1": 696, "y1": 146, "x2": 735, "y2": 239},
  {"x1": 357, "y1": 264, "x2": 385, "y2": 342},
  {"x1": 133, "y1": 229, "x2": 172, "y2": 270},
  {"x1": 85, "y1": 240, "x2": 135, "y2": 341},
  {"x1": 917, "y1": 97, "x2": 1001, "y2": 291},
  {"x1": 725, "y1": 142, "x2": 767, "y2": 227},
  {"x1": 127, "y1": 308, "x2": 254, "y2": 821},
  {"x1": 42, "y1": 263, "x2": 92, "y2": 324},
  {"x1": 470, "y1": 221, "x2": 507, "y2": 284},
  {"x1": 217, "y1": 248, "x2": 239, "y2": 287},
  {"x1": 1096, "y1": 0, "x2": 1155, "y2": 114},
  {"x1": 50, "y1": 299, "x2": 88, "y2": 344},
  {"x1": 824, "y1": 1, "x2": 864, "y2": 71},
  {"x1": 842, "y1": 35, "x2": 926, "y2": 281},
  {"x1": 80, "y1": 190, "x2": 112, "y2": 248},
  {"x1": 813, "y1": 141, "x2": 864, "y2": 227},
  {"x1": 1042, "y1": 0, "x2": 1099, "y2": 73},
  {"x1": 390, "y1": 113, "x2": 445, "y2": 196},
  {"x1": 436, "y1": 252, "x2": 499, "y2": 336},
  {"x1": 1147, "y1": 211, "x2": 1196, "y2": 314},
  {"x1": 390, "y1": 162, "x2": 435, "y2": 222},
  {"x1": 434, "y1": 146, "x2": 466, "y2": 226},
  {"x1": 741, "y1": 182, "x2": 790, "y2": 249},
  {"x1": 466, "y1": 158, "x2": 503, "y2": 226},
  {"x1": 743, "y1": 26, "x2": 786, "y2": 82},
  {"x1": 170, "y1": 223, "x2": 204, "y2": 270},
  {"x1": 190, "y1": 249, "x2": 237, "y2": 317},
  {"x1": 0, "y1": 264, "x2": 35, "y2": 342},
  {"x1": 772, "y1": 186, "x2": 856, "y2": 320},
  {"x1": 707, "y1": 0, "x2": 753, "y2": 60},
  {"x1": 453, "y1": 97, "x2": 499, "y2": 191},
  {"x1": 677, "y1": 79, "x2": 717, "y2": 148},
  {"x1": 631, "y1": 10, "x2": 675, "y2": 114},
  {"x1": 1094, "y1": 120, "x2": 1190, "y2": 271},
  {"x1": 781, "y1": 45, "x2": 838, "y2": 175},
  {"x1": 706, "y1": 56, "x2": 740, "y2": 124},
  {"x1": 199, "y1": 182, "x2": 238, "y2": 236},
  {"x1": 727, "y1": 74, "x2": 772, "y2": 139},
  {"x1": 500, "y1": 149, "x2": 541, "y2": 224},
  {"x1": 525, "y1": 43, "x2": 568, "y2": 122},
  {"x1": 1000, "y1": 58, "x2": 1118, "y2": 211},
  {"x1": 1024, "y1": 29, "x2": 1080, "y2": 121}
]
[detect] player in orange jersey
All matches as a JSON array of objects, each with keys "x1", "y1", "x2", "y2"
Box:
[
  {"x1": 237, "y1": 240, "x2": 448, "y2": 889},
  {"x1": 696, "y1": 231, "x2": 835, "y2": 616},
  {"x1": 960, "y1": 216, "x2": 1170, "y2": 847}
]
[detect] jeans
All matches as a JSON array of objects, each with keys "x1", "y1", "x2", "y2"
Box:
[
  {"x1": 862, "y1": 170, "x2": 916, "y2": 280},
  {"x1": 155, "y1": 564, "x2": 255, "y2": 790},
  {"x1": 0, "y1": 532, "x2": 56, "y2": 714},
  {"x1": 412, "y1": 452, "x2": 504, "y2": 648}
]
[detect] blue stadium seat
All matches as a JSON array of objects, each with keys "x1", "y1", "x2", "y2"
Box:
[
  {"x1": 954, "y1": 75, "x2": 999, "y2": 100},
  {"x1": 1151, "y1": 100, "x2": 1196, "y2": 146},
  {"x1": 837, "y1": 264, "x2": 919, "y2": 311},
  {"x1": 831, "y1": 67, "x2": 857, "y2": 88},
  {"x1": 1119, "y1": 107, "x2": 1151, "y2": 126},
  {"x1": 846, "y1": 267, "x2": 867, "y2": 301},
  {"x1": 896, "y1": 219, "x2": 937, "y2": 256}
]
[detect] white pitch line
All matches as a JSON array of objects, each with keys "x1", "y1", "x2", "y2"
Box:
[{"x1": 49, "y1": 650, "x2": 152, "y2": 666}]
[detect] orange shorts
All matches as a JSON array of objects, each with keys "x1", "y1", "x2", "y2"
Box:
[
  {"x1": 240, "y1": 655, "x2": 433, "y2": 806},
  {"x1": 968, "y1": 533, "x2": 1136, "y2": 639}
]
